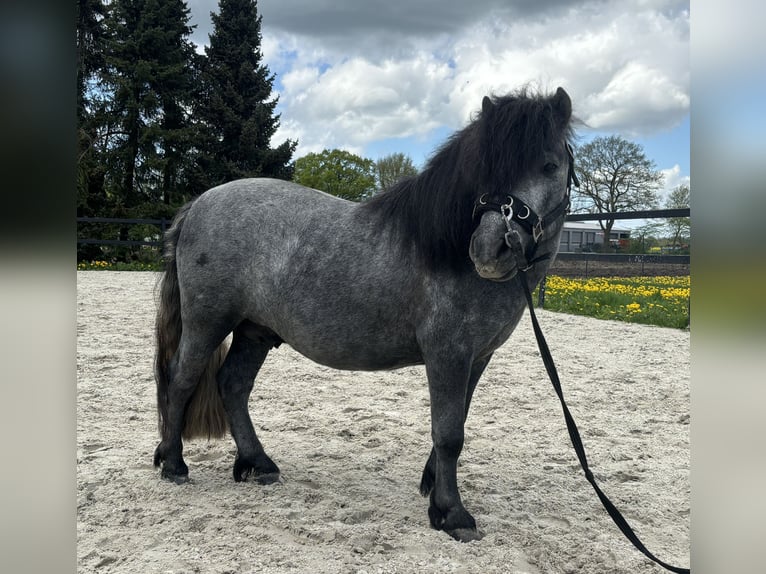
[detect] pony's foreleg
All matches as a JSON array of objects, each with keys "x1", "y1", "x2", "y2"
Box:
[
  {"x1": 420, "y1": 354, "x2": 491, "y2": 498},
  {"x1": 217, "y1": 326, "x2": 280, "y2": 484},
  {"x1": 423, "y1": 354, "x2": 482, "y2": 542}
]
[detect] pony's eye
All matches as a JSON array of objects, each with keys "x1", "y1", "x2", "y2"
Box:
[{"x1": 543, "y1": 162, "x2": 558, "y2": 175}]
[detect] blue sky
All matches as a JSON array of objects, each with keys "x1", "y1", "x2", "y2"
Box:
[{"x1": 186, "y1": 0, "x2": 690, "y2": 200}]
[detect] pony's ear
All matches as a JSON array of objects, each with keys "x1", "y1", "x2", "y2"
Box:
[
  {"x1": 482, "y1": 95, "x2": 494, "y2": 116},
  {"x1": 552, "y1": 87, "x2": 572, "y2": 124}
]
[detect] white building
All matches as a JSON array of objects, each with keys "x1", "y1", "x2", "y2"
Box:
[{"x1": 558, "y1": 221, "x2": 631, "y2": 252}]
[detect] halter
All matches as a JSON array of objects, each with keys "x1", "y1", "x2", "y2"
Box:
[{"x1": 472, "y1": 142, "x2": 580, "y2": 271}]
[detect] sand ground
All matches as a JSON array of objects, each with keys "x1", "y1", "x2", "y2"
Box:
[{"x1": 77, "y1": 271, "x2": 689, "y2": 574}]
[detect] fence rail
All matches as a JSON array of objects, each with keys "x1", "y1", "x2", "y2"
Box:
[
  {"x1": 565, "y1": 208, "x2": 689, "y2": 221},
  {"x1": 77, "y1": 207, "x2": 691, "y2": 264},
  {"x1": 77, "y1": 217, "x2": 169, "y2": 248},
  {"x1": 555, "y1": 252, "x2": 689, "y2": 264}
]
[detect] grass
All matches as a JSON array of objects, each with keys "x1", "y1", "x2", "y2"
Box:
[{"x1": 536, "y1": 275, "x2": 690, "y2": 329}]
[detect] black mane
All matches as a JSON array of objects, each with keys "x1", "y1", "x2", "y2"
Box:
[{"x1": 362, "y1": 87, "x2": 575, "y2": 270}]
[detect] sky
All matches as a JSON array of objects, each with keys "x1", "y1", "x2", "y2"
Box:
[{"x1": 185, "y1": 0, "x2": 690, "y2": 202}]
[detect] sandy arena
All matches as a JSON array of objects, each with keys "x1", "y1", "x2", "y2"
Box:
[{"x1": 77, "y1": 271, "x2": 689, "y2": 573}]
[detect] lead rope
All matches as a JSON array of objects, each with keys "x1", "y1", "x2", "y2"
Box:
[{"x1": 517, "y1": 271, "x2": 690, "y2": 574}]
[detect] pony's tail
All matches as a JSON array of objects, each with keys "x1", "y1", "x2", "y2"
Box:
[{"x1": 154, "y1": 201, "x2": 229, "y2": 441}]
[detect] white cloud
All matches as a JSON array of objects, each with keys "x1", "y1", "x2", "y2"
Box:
[
  {"x1": 584, "y1": 62, "x2": 689, "y2": 134},
  {"x1": 187, "y1": 1, "x2": 689, "y2": 164},
  {"x1": 266, "y1": 2, "x2": 687, "y2": 154},
  {"x1": 274, "y1": 55, "x2": 455, "y2": 156},
  {"x1": 659, "y1": 165, "x2": 691, "y2": 202}
]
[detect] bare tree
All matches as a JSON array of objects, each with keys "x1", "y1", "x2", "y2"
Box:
[
  {"x1": 375, "y1": 152, "x2": 418, "y2": 191},
  {"x1": 665, "y1": 183, "x2": 691, "y2": 248},
  {"x1": 573, "y1": 135, "x2": 663, "y2": 249}
]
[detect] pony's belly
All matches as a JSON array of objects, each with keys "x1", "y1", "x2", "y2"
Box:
[{"x1": 283, "y1": 331, "x2": 423, "y2": 372}]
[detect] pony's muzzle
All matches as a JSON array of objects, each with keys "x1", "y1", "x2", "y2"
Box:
[{"x1": 469, "y1": 221, "x2": 517, "y2": 281}]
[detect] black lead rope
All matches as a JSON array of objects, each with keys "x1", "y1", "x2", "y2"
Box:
[{"x1": 518, "y1": 272, "x2": 690, "y2": 574}]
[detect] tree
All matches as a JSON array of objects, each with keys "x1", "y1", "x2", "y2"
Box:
[
  {"x1": 196, "y1": 0, "x2": 296, "y2": 187},
  {"x1": 144, "y1": 0, "x2": 200, "y2": 206},
  {"x1": 77, "y1": 0, "x2": 109, "y2": 205},
  {"x1": 628, "y1": 221, "x2": 664, "y2": 254},
  {"x1": 375, "y1": 152, "x2": 418, "y2": 190},
  {"x1": 77, "y1": 0, "x2": 108, "y2": 123},
  {"x1": 101, "y1": 0, "x2": 199, "y2": 209},
  {"x1": 572, "y1": 135, "x2": 663, "y2": 250},
  {"x1": 77, "y1": 0, "x2": 110, "y2": 260},
  {"x1": 293, "y1": 149, "x2": 376, "y2": 202},
  {"x1": 664, "y1": 184, "x2": 691, "y2": 248}
]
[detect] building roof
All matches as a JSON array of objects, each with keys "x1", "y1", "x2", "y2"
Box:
[{"x1": 561, "y1": 221, "x2": 631, "y2": 233}]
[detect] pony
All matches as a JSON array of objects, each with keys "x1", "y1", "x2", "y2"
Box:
[{"x1": 154, "y1": 87, "x2": 577, "y2": 542}]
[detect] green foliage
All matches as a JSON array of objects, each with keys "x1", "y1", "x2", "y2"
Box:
[
  {"x1": 375, "y1": 152, "x2": 418, "y2": 190},
  {"x1": 294, "y1": 149, "x2": 377, "y2": 202}
]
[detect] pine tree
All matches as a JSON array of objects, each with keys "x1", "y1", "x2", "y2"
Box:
[
  {"x1": 77, "y1": 0, "x2": 108, "y2": 122},
  {"x1": 77, "y1": 0, "x2": 111, "y2": 260},
  {"x1": 141, "y1": 0, "x2": 199, "y2": 206},
  {"x1": 103, "y1": 0, "x2": 198, "y2": 211},
  {"x1": 197, "y1": 0, "x2": 296, "y2": 187},
  {"x1": 77, "y1": 0, "x2": 108, "y2": 215}
]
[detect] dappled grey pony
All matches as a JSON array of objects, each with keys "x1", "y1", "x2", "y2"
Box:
[{"x1": 154, "y1": 87, "x2": 577, "y2": 541}]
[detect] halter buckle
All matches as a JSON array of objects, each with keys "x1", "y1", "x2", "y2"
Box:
[
  {"x1": 532, "y1": 220, "x2": 544, "y2": 243},
  {"x1": 500, "y1": 201, "x2": 514, "y2": 231}
]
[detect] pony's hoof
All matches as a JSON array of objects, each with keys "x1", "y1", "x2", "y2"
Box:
[
  {"x1": 254, "y1": 472, "x2": 281, "y2": 485},
  {"x1": 233, "y1": 453, "x2": 281, "y2": 483},
  {"x1": 428, "y1": 496, "x2": 479, "y2": 541},
  {"x1": 154, "y1": 444, "x2": 189, "y2": 483},
  {"x1": 160, "y1": 467, "x2": 190, "y2": 484},
  {"x1": 446, "y1": 527, "x2": 484, "y2": 542}
]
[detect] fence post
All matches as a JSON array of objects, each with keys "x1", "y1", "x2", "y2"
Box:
[{"x1": 537, "y1": 275, "x2": 547, "y2": 308}]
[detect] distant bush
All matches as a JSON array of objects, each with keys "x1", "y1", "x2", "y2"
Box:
[{"x1": 77, "y1": 260, "x2": 161, "y2": 271}]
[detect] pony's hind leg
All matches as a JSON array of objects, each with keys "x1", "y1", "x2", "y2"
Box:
[
  {"x1": 154, "y1": 323, "x2": 229, "y2": 483},
  {"x1": 218, "y1": 322, "x2": 281, "y2": 484}
]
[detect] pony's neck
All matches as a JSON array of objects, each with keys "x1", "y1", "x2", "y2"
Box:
[{"x1": 361, "y1": 128, "x2": 478, "y2": 272}]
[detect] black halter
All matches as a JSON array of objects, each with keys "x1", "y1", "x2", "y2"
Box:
[{"x1": 472, "y1": 142, "x2": 580, "y2": 270}]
